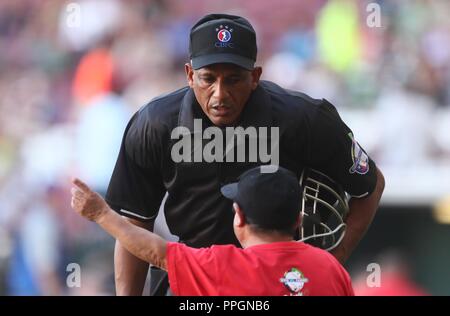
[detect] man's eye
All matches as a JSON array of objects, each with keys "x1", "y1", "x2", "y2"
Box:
[
  {"x1": 226, "y1": 77, "x2": 241, "y2": 84},
  {"x1": 202, "y1": 77, "x2": 215, "y2": 84}
]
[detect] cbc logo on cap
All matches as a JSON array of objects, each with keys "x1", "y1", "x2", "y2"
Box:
[
  {"x1": 215, "y1": 25, "x2": 234, "y2": 48},
  {"x1": 217, "y1": 29, "x2": 231, "y2": 42}
]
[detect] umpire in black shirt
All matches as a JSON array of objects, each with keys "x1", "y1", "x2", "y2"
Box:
[{"x1": 106, "y1": 14, "x2": 385, "y2": 295}]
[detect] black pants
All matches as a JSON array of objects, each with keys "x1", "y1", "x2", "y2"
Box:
[{"x1": 149, "y1": 266, "x2": 172, "y2": 296}]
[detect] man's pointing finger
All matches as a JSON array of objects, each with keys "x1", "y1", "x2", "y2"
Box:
[{"x1": 72, "y1": 178, "x2": 91, "y2": 193}]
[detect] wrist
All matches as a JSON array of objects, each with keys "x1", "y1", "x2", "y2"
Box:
[{"x1": 96, "y1": 206, "x2": 112, "y2": 224}]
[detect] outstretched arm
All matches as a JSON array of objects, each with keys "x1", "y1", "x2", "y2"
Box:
[{"x1": 70, "y1": 178, "x2": 168, "y2": 271}]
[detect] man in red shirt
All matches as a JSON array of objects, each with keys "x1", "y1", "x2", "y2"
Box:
[{"x1": 71, "y1": 166, "x2": 354, "y2": 296}]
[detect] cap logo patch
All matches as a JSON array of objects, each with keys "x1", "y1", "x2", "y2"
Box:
[
  {"x1": 218, "y1": 29, "x2": 231, "y2": 42},
  {"x1": 215, "y1": 25, "x2": 234, "y2": 48}
]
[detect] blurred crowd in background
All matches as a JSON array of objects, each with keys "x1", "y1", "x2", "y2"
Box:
[{"x1": 0, "y1": 0, "x2": 449, "y2": 295}]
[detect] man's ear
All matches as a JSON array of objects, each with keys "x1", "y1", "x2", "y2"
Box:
[
  {"x1": 233, "y1": 203, "x2": 246, "y2": 227},
  {"x1": 250, "y1": 66, "x2": 262, "y2": 90},
  {"x1": 185, "y1": 63, "x2": 194, "y2": 88}
]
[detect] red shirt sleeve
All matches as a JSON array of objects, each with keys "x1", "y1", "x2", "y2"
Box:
[
  {"x1": 330, "y1": 255, "x2": 355, "y2": 296},
  {"x1": 166, "y1": 242, "x2": 223, "y2": 296}
]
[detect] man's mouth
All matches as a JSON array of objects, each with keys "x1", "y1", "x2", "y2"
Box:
[{"x1": 211, "y1": 104, "x2": 232, "y2": 116}]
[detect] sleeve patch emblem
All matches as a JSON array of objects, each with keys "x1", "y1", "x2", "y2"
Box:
[{"x1": 348, "y1": 133, "x2": 369, "y2": 175}]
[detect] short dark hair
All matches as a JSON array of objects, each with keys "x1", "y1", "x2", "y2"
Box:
[{"x1": 244, "y1": 214, "x2": 298, "y2": 237}]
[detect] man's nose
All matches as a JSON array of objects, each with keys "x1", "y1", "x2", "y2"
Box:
[{"x1": 212, "y1": 81, "x2": 230, "y2": 102}]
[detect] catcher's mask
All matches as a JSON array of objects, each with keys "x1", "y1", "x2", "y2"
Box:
[{"x1": 298, "y1": 169, "x2": 349, "y2": 251}]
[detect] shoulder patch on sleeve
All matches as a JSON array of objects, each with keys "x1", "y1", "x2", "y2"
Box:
[{"x1": 348, "y1": 133, "x2": 369, "y2": 175}]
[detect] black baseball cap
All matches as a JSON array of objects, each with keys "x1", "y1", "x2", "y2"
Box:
[
  {"x1": 189, "y1": 14, "x2": 257, "y2": 70},
  {"x1": 221, "y1": 166, "x2": 301, "y2": 230}
]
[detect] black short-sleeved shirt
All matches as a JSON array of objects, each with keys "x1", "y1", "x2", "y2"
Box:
[{"x1": 105, "y1": 80, "x2": 377, "y2": 248}]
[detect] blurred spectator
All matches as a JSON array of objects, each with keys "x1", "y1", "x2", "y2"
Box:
[
  {"x1": 316, "y1": 0, "x2": 361, "y2": 73},
  {"x1": 6, "y1": 186, "x2": 65, "y2": 295},
  {"x1": 75, "y1": 93, "x2": 129, "y2": 192},
  {"x1": 58, "y1": 0, "x2": 122, "y2": 52},
  {"x1": 72, "y1": 48, "x2": 114, "y2": 105}
]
